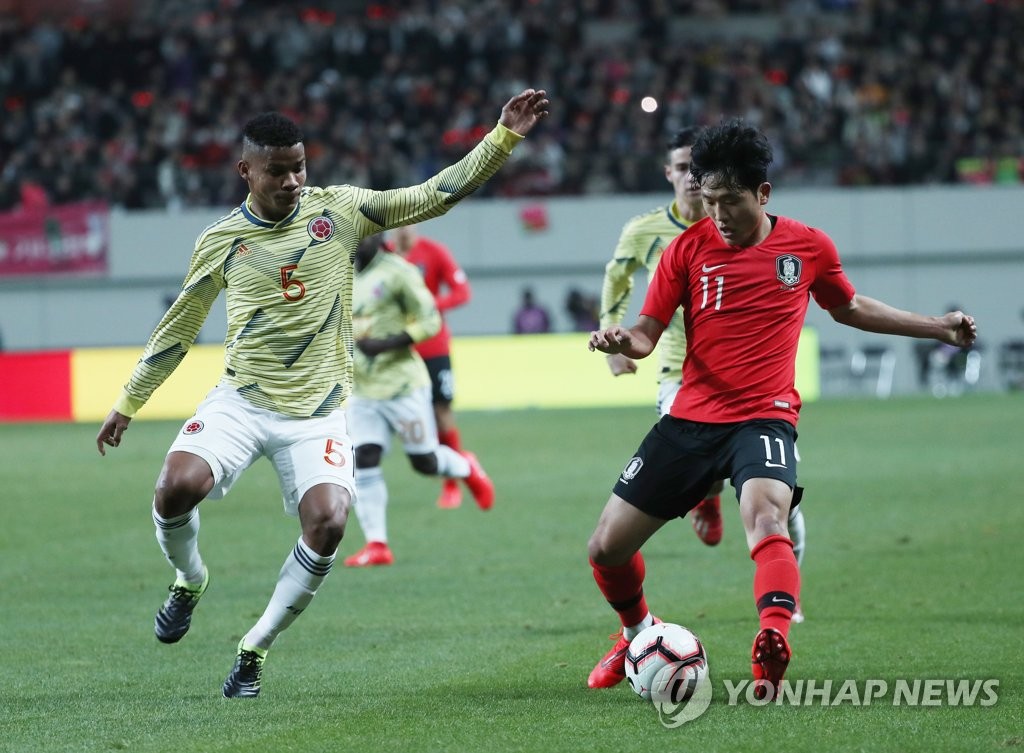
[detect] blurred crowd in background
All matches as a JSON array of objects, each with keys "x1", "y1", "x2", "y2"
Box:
[{"x1": 1, "y1": 0, "x2": 1021, "y2": 212}]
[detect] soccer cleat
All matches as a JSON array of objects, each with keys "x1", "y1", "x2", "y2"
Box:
[
  {"x1": 437, "y1": 479, "x2": 463, "y2": 509},
  {"x1": 691, "y1": 496, "x2": 723, "y2": 546},
  {"x1": 223, "y1": 641, "x2": 267, "y2": 698},
  {"x1": 343, "y1": 541, "x2": 394, "y2": 567},
  {"x1": 751, "y1": 627, "x2": 791, "y2": 700},
  {"x1": 587, "y1": 617, "x2": 662, "y2": 689},
  {"x1": 154, "y1": 566, "x2": 209, "y2": 644},
  {"x1": 461, "y1": 452, "x2": 495, "y2": 510}
]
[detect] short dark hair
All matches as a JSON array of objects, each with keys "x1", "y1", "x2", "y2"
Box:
[
  {"x1": 242, "y1": 112, "x2": 304, "y2": 148},
  {"x1": 690, "y1": 119, "x2": 773, "y2": 194},
  {"x1": 667, "y1": 126, "x2": 704, "y2": 151}
]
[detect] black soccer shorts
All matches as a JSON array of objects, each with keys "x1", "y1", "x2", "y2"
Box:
[
  {"x1": 612, "y1": 415, "x2": 800, "y2": 520},
  {"x1": 423, "y1": 355, "x2": 455, "y2": 404}
]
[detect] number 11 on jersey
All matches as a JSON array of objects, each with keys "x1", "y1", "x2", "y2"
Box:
[{"x1": 700, "y1": 275, "x2": 724, "y2": 311}]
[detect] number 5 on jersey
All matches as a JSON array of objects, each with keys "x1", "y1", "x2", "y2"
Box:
[{"x1": 280, "y1": 264, "x2": 306, "y2": 301}]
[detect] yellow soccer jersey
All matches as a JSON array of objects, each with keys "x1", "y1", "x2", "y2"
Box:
[
  {"x1": 114, "y1": 124, "x2": 522, "y2": 419},
  {"x1": 600, "y1": 202, "x2": 694, "y2": 383},
  {"x1": 352, "y1": 251, "x2": 440, "y2": 400}
]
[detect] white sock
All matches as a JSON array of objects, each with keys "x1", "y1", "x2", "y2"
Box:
[
  {"x1": 623, "y1": 612, "x2": 655, "y2": 641},
  {"x1": 242, "y1": 538, "x2": 335, "y2": 651},
  {"x1": 789, "y1": 506, "x2": 806, "y2": 567},
  {"x1": 152, "y1": 506, "x2": 205, "y2": 584},
  {"x1": 435, "y1": 445, "x2": 470, "y2": 478},
  {"x1": 353, "y1": 467, "x2": 389, "y2": 543}
]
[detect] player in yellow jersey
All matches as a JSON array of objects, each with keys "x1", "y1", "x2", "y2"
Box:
[
  {"x1": 343, "y1": 234, "x2": 494, "y2": 567},
  {"x1": 94, "y1": 89, "x2": 549, "y2": 697},
  {"x1": 599, "y1": 127, "x2": 806, "y2": 621}
]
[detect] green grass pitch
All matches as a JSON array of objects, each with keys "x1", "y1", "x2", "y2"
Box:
[{"x1": 1, "y1": 394, "x2": 1022, "y2": 752}]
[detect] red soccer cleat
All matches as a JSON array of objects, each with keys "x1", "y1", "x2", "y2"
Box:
[
  {"x1": 437, "y1": 478, "x2": 463, "y2": 509},
  {"x1": 587, "y1": 617, "x2": 661, "y2": 689},
  {"x1": 751, "y1": 627, "x2": 791, "y2": 700},
  {"x1": 343, "y1": 541, "x2": 394, "y2": 567},
  {"x1": 691, "y1": 495, "x2": 723, "y2": 546},
  {"x1": 461, "y1": 452, "x2": 494, "y2": 510}
]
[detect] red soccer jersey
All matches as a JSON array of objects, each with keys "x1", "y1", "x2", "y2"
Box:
[
  {"x1": 400, "y1": 236, "x2": 471, "y2": 359},
  {"x1": 642, "y1": 215, "x2": 856, "y2": 426}
]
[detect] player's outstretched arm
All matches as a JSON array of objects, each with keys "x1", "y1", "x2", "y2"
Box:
[
  {"x1": 96, "y1": 410, "x2": 131, "y2": 456},
  {"x1": 829, "y1": 294, "x2": 977, "y2": 347},
  {"x1": 588, "y1": 316, "x2": 665, "y2": 359},
  {"x1": 499, "y1": 89, "x2": 550, "y2": 136}
]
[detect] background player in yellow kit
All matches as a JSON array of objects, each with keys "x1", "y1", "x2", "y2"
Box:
[{"x1": 344, "y1": 233, "x2": 493, "y2": 567}]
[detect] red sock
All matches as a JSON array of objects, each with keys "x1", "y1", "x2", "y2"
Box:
[
  {"x1": 751, "y1": 534, "x2": 800, "y2": 638},
  {"x1": 590, "y1": 552, "x2": 649, "y2": 628},
  {"x1": 439, "y1": 426, "x2": 462, "y2": 452}
]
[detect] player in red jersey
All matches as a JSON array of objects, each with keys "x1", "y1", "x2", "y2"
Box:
[
  {"x1": 585, "y1": 119, "x2": 977, "y2": 698},
  {"x1": 392, "y1": 224, "x2": 475, "y2": 509}
]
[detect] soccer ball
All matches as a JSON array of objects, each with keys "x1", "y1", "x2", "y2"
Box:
[{"x1": 625, "y1": 622, "x2": 709, "y2": 703}]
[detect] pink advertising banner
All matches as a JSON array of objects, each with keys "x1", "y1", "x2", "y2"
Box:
[{"x1": 0, "y1": 201, "x2": 110, "y2": 277}]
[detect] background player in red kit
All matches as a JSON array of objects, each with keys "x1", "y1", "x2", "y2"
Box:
[
  {"x1": 585, "y1": 119, "x2": 977, "y2": 698},
  {"x1": 392, "y1": 224, "x2": 475, "y2": 509}
]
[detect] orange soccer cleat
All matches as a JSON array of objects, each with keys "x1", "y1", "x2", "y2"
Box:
[
  {"x1": 437, "y1": 478, "x2": 463, "y2": 509},
  {"x1": 461, "y1": 452, "x2": 494, "y2": 510},
  {"x1": 587, "y1": 617, "x2": 662, "y2": 689},
  {"x1": 691, "y1": 495, "x2": 723, "y2": 546},
  {"x1": 343, "y1": 541, "x2": 394, "y2": 567},
  {"x1": 751, "y1": 627, "x2": 791, "y2": 700}
]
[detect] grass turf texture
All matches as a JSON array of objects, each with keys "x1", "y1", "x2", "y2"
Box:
[{"x1": 1, "y1": 394, "x2": 1021, "y2": 752}]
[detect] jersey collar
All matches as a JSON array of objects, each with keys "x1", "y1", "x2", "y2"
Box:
[
  {"x1": 666, "y1": 201, "x2": 692, "y2": 231},
  {"x1": 240, "y1": 194, "x2": 302, "y2": 228}
]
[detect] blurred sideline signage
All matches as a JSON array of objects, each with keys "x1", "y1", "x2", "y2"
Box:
[
  {"x1": 0, "y1": 331, "x2": 820, "y2": 422},
  {"x1": 0, "y1": 201, "x2": 110, "y2": 277}
]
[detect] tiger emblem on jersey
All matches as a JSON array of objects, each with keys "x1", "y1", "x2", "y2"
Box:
[{"x1": 776, "y1": 254, "x2": 802, "y2": 287}]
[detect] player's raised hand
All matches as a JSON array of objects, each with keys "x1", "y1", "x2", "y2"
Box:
[
  {"x1": 499, "y1": 89, "x2": 550, "y2": 136},
  {"x1": 943, "y1": 310, "x2": 978, "y2": 348},
  {"x1": 96, "y1": 409, "x2": 131, "y2": 456}
]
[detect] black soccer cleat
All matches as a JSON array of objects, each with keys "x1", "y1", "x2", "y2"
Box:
[
  {"x1": 154, "y1": 567, "x2": 209, "y2": 644},
  {"x1": 223, "y1": 641, "x2": 267, "y2": 698}
]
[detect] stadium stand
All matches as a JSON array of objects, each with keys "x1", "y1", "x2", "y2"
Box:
[{"x1": 1, "y1": 0, "x2": 1021, "y2": 211}]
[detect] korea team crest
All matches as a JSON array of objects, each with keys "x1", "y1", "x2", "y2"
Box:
[
  {"x1": 776, "y1": 254, "x2": 802, "y2": 287},
  {"x1": 307, "y1": 215, "x2": 335, "y2": 242},
  {"x1": 620, "y1": 456, "x2": 644, "y2": 484}
]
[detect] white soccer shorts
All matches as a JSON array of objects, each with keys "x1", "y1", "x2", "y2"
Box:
[
  {"x1": 167, "y1": 383, "x2": 355, "y2": 516},
  {"x1": 347, "y1": 385, "x2": 439, "y2": 455}
]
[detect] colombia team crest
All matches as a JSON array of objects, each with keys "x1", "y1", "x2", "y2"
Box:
[
  {"x1": 182, "y1": 419, "x2": 204, "y2": 435},
  {"x1": 776, "y1": 254, "x2": 802, "y2": 286},
  {"x1": 307, "y1": 215, "x2": 335, "y2": 242}
]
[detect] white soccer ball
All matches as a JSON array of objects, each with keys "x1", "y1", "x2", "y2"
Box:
[{"x1": 625, "y1": 622, "x2": 709, "y2": 703}]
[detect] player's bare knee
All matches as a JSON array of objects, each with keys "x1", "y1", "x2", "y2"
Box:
[
  {"x1": 408, "y1": 452, "x2": 438, "y2": 475},
  {"x1": 154, "y1": 462, "x2": 209, "y2": 516},
  {"x1": 587, "y1": 530, "x2": 629, "y2": 567},
  {"x1": 300, "y1": 491, "x2": 350, "y2": 554}
]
